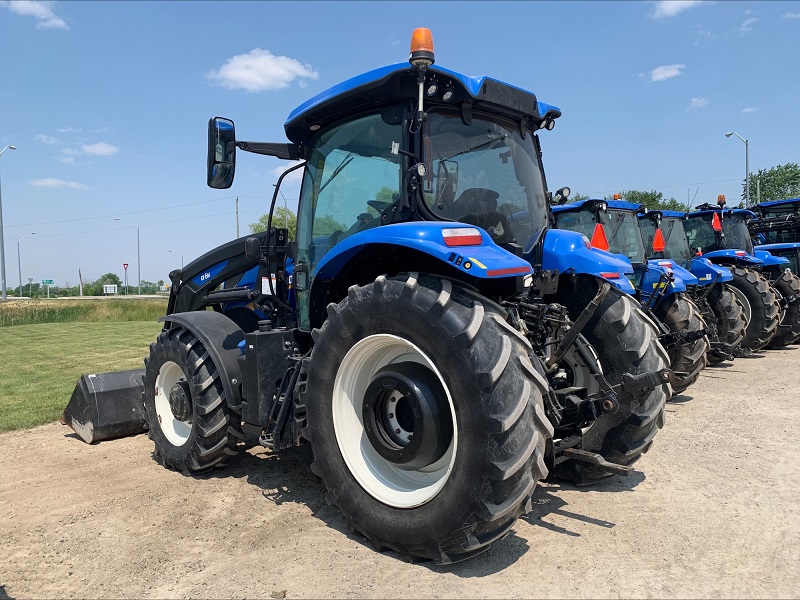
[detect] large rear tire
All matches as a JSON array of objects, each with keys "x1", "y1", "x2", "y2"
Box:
[
  {"x1": 726, "y1": 267, "x2": 780, "y2": 351},
  {"x1": 652, "y1": 294, "x2": 709, "y2": 393},
  {"x1": 302, "y1": 273, "x2": 553, "y2": 564},
  {"x1": 551, "y1": 276, "x2": 671, "y2": 481},
  {"x1": 705, "y1": 284, "x2": 747, "y2": 366},
  {"x1": 143, "y1": 326, "x2": 243, "y2": 473},
  {"x1": 767, "y1": 270, "x2": 800, "y2": 348}
]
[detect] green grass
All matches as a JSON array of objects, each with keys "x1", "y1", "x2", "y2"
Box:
[
  {"x1": 0, "y1": 298, "x2": 168, "y2": 327},
  {"x1": 0, "y1": 321, "x2": 162, "y2": 432}
]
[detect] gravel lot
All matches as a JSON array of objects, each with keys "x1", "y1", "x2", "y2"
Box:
[{"x1": 1, "y1": 347, "x2": 799, "y2": 599}]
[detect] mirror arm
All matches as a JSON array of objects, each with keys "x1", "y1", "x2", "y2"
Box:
[{"x1": 236, "y1": 141, "x2": 302, "y2": 160}]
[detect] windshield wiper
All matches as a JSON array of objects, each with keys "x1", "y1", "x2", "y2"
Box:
[
  {"x1": 440, "y1": 133, "x2": 507, "y2": 162},
  {"x1": 320, "y1": 153, "x2": 354, "y2": 193}
]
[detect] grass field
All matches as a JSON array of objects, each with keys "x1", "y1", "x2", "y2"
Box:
[
  {"x1": 0, "y1": 305, "x2": 163, "y2": 431},
  {"x1": 0, "y1": 297, "x2": 167, "y2": 327}
]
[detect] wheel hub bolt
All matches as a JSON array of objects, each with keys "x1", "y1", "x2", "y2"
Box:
[{"x1": 168, "y1": 380, "x2": 192, "y2": 421}]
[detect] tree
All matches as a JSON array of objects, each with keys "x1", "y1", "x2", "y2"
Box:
[
  {"x1": 249, "y1": 207, "x2": 297, "y2": 240},
  {"x1": 606, "y1": 190, "x2": 687, "y2": 212},
  {"x1": 569, "y1": 192, "x2": 590, "y2": 201},
  {"x1": 744, "y1": 163, "x2": 800, "y2": 203}
]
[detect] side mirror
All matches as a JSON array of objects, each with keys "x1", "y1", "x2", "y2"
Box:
[
  {"x1": 435, "y1": 160, "x2": 458, "y2": 205},
  {"x1": 207, "y1": 117, "x2": 236, "y2": 189}
]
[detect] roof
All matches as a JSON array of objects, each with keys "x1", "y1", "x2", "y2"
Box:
[
  {"x1": 283, "y1": 62, "x2": 561, "y2": 145},
  {"x1": 551, "y1": 198, "x2": 644, "y2": 214},
  {"x1": 754, "y1": 198, "x2": 800, "y2": 209},
  {"x1": 688, "y1": 208, "x2": 756, "y2": 219}
]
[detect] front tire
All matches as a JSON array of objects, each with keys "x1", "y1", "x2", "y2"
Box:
[
  {"x1": 726, "y1": 267, "x2": 780, "y2": 351},
  {"x1": 767, "y1": 270, "x2": 800, "y2": 348},
  {"x1": 143, "y1": 326, "x2": 243, "y2": 473},
  {"x1": 705, "y1": 284, "x2": 747, "y2": 366},
  {"x1": 302, "y1": 273, "x2": 552, "y2": 564},
  {"x1": 551, "y1": 276, "x2": 671, "y2": 481},
  {"x1": 653, "y1": 294, "x2": 709, "y2": 394}
]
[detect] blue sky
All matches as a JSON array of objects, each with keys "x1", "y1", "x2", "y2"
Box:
[{"x1": 1, "y1": 0, "x2": 799, "y2": 289}]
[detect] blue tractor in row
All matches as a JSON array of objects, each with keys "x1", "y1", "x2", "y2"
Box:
[
  {"x1": 749, "y1": 198, "x2": 800, "y2": 275},
  {"x1": 64, "y1": 29, "x2": 673, "y2": 563},
  {"x1": 551, "y1": 199, "x2": 709, "y2": 394},
  {"x1": 636, "y1": 209, "x2": 747, "y2": 365},
  {"x1": 684, "y1": 199, "x2": 800, "y2": 349}
]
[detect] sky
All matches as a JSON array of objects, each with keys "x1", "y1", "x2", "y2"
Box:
[{"x1": 1, "y1": 0, "x2": 799, "y2": 290}]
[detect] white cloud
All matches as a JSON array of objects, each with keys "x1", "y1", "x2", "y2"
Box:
[
  {"x1": 56, "y1": 126, "x2": 81, "y2": 133},
  {"x1": 272, "y1": 161, "x2": 304, "y2": 184},
  {"x1": 30, "y1": 178, "x2": 88, "y2": 190},
  {"x1": 207, "y1": 49, "x2": 319, "y2": 92},
  {"x1": 651, "y1": 0, "x2": 705, "y2": 19},
  {"x1": 81, "y1": 141, "x2": 119, "y2": 156},
  {"x1": 0, "y1": 0, "x2": 68, "y2": 29},
  {"x1": 687, "y1": 97, "x2": 708, "y2": 110},
  {"x1": 35, "y1": 134, "x2": 59, "y2": 144},
  {"x1": 741, "y1": 107, "x2": 760, "y2": 113},
  {"x1": 782, "y1": 12, "x2": 800, "y2": 19},
  {"x1": 740, "y1": 17, "x2": 757, "y2": 32},
  {"x1": 649, "y1": 64, "x2": 687, "y2": 82}
]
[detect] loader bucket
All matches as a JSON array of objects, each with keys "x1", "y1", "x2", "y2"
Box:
[{"x1": 62, "y1": 369, "x2": 147, "y2": 444}]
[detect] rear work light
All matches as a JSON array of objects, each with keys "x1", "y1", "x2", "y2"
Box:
[{"x1": 442, "y1": 227, "x2": 483, "y2": 247}]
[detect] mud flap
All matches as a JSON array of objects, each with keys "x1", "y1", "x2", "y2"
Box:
[{"x1": 62, "y1": 369, "x2": 147, "y2": 444}]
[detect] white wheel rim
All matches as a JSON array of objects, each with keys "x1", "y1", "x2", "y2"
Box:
[
  {"x1": 726, "y1": 284, "x2": 752, "y2": 332},
  {"x1": 559, "y1": 337, "x2": 602, "y2": 394},
  {"x1": 154, "y1": 361, "x2": 192, "y2": 446},
  {"x1": 332, "y1": 334, "x2": 457, "y2": 508}
]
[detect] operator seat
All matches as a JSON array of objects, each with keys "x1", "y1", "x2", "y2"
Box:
[{"x1": 453, "y1": 188, "x2": 514, "y2": 243}]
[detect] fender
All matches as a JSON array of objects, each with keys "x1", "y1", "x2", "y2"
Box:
[
  {"x1": 159, "y1": 311, "x2": 245, "y2": 410},
  {"x1": 703, "y1": 249, "x2": 764, "y2": 266},
  {"x1": 755, "y1": 242, "x2": 800, "y2": 253},
  {"x1": 314, "y1": 222, "x2": 532, "y2": 282},
  {"x1": 753, "y1": 250, "x2": 790, "y2": 268},
  {"x1": 690, "y1": 257, "x2": 733, "y2": 284},
  {"x1": 541, "y1": 229, "x2": 636, "y2": 294},
  {"x1": 648, "y1": 259, "x2": 699, "y2": 286},
  {"x1": 640, "y1": 264, "x2": 687, "y2": 305}
]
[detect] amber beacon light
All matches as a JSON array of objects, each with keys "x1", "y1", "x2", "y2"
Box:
[{"x1": 409, "y1": 28, "x2": 435, "y2": 67}]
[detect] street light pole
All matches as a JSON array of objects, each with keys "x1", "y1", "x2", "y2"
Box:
[
  {"x1": 725, "y1": 131, "x2": 750, "y2": 207},
  {"x1": 0, "y1": 144, "x2": 18, "y2": 301},
  {"x1": 169, "y1": 250, "x2": 184, "y2": 269},
  {"x1": 114, "y1": 217, "x2": 141, "y2": 295},
  {"x1": 17, "y1": 232, "x2": 35, "y2": 297}
]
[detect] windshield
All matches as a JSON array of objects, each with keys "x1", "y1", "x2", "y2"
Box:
[
  {"x1": 761, "y1": 203, "x2": 800, "y2": 218},
  {"x1": 684, "y1": 212, "x2": 754, "y2": 254},
  {"x1": 723, "y1": 214, "x2": 754, "y2": 253},
  {"x1": 602, "y1": 210, "x2": 646, "y2": 264},
  {"x1": 639, "y1": 217, "x2": 692, "y2": 266},
  {"x1": 423, "y1": 111, "x2": 548, "y2": 252}
]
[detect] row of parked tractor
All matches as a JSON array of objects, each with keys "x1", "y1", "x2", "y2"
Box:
[
  {"x1": 61, "y1": 28, "x2": 800, "y2": 565},
  {"x1": 551, "y1": 194, "x2": 800, "y2": 398}
]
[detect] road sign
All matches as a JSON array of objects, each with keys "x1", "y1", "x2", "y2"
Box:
[
  {"x1": 123, "y1": 263, "x2": 129, "y2": 270},
  {"x1": 103, "y1": 284, "x2": 118, "y2": 295},
  {"x1": 42, "y1": 279, "x2": 54, "y2": 285}
]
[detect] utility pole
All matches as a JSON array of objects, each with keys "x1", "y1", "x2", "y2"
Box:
[{"x1": 236, "y1": 196, "x2": 240, "y2": 238}]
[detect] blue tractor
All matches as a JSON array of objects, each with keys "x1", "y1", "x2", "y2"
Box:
[
  {"x1": 64, "y1": 29, "x2": 673, "y2": 563},
  {"x1": 685, "y1": 200, "x2": 800, "y2": 349},
  {"x1": 749, "y1": 198, "x2": 800, "y2": 275},
  {"x1": 551, "y1": 199, "x2": 709, "y2": 394},
  {"x1": 637, "y1": 209, "x2": 747, "y2": 365}
]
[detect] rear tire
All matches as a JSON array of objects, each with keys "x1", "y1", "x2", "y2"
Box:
[
  {"x1": 551, "y1": 276, "x2": 671, "y2": 481},
  {"x1": 767, "y1": 270, "x2": 800, "y2": 348},
  {"x1": 143, "y1": 326, "x2": 243, "y2": 473},
  {"x1": 705, "y1": 284, "x2": 747, "y2": 366},
  {"x1": 726, "y1": 267, "x2": 780, "y2": 351},
  {"x1": 652, "y1": 294, "x2": 709, "y2": 393},
  {"x1": 302, "y1": 273, "x2": 553, "y2": 564}
]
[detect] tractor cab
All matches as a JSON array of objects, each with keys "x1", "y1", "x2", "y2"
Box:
[
  {"x1": 749, "y1": 199, "x2": 800, "y2": 273},
  {"x1": 207, "y1": 31, "x2": 562, "y2": 330},
  {"x1": 686, "y1": 198, "x2": 789, "y2": 272}
]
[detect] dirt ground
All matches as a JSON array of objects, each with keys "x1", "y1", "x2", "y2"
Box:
[{"x1": 1, "y1": 348, "x2": 799, "y2": 600}]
